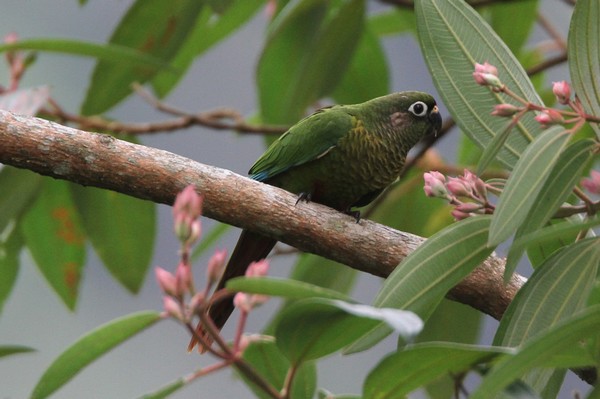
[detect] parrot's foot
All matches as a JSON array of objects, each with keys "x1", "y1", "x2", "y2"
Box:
[
  {"x1": 345, "y1": 209, "x2": 361, "y2": 223},
  {"x1": 295, "y1": 192, "x2": 312, "y2": 205}
]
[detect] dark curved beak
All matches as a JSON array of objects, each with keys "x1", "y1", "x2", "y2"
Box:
[{"x1": 429, "y1": 105, "x2": 442, "y2": 137}]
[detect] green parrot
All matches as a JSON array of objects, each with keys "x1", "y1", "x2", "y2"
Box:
[{"x1": 189, "y1": 91, "x2": 442, "y2": 351}]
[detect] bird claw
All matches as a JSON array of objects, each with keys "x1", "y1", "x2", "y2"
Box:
[
  {"x1": 295, "y1": 192, "x2": 312, "y2": 205},
  {"x1": 345, "y1": 210, "x2": 361, "y2": 223}
]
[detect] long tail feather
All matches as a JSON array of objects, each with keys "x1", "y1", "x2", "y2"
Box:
[{"x1": 188, "y1": 229, "x2": 276, "y2": 352}]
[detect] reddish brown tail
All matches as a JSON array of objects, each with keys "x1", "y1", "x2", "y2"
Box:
[{"x1": 188, "y1": 229, "x2": 277, "y2": 352}]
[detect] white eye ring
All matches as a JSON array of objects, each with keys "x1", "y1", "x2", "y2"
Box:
[{"x1": 408, "y1": 101, "x2": 428, "y2": 117}]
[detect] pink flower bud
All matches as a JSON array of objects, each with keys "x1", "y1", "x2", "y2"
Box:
[
  {"x1": 473, "y1": 63, "x2": 501, "y2": 88},
  {"x1": 491, "y1": 103, "x2": 520, "y2": 117},
  {"x1": 447, "y1": 177, "x2": 472, "y2": 197},
  {"x1": 246, "y1": 259, "x2": 269, "y2": 278},
  {"x1": 581, "y1": 170, "x2": 600, "y2": 194},
  {"x1": 163, "y1": 296, "x2": 184, "y2": 320},
  {"x1": 535, "y1": 109, "x2": 564, "y2": 126},
  {"x1": 175, "y1": 262, "x2": 192, "y2": 296},
  {"x1": 155, "y1": 267, "x2": 177, "y2": 296},
  {"x1": 451, "y1": 202, "x2": 482, "y2": 221},
  {"x1": 207, "y1": 249, "x2": 227, "y2": 284},
  {"x1": 451, "y1": 208, "x2": 470, "y2": 221},
  {"x1": 423, "y1": 171, "x2": 448, "y2": 198},
  {"x1": 173, "y1": 213, "x2": 193, "y2": 243},
  {"x1": 455, "y1": 202, "x2": 483, "y2": 213},
  {"x1": 475, "y1": 62, "x2": 498, "y2": 76},
  {"x1": 189, "y1": 292, "x2": 205, "y2": 315},
  {"x1": 552, "y1": 81, "x2": 571, "y2": 105},
  {"x1": 234, "y1": 292, "x2": 252, "y2": 313},
  {"x1": 173, "y1": 185, "x2": 203, "y2": 219}
]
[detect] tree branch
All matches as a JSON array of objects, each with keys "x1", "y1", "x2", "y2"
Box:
[{"x1": 0, "y1": 110, "x2": 523, "y2": 321}]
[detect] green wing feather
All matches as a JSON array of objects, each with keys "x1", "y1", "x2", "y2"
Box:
[{"x1": 250, "y1": 106, "x2": 355, "y2": 182}]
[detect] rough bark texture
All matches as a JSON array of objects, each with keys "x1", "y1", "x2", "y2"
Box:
[{"x1": 0, "y1": 110, "x2": 524, "y2": 321}]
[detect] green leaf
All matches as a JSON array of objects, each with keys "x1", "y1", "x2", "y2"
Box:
[
  {"x1": 0, "y1": 225, "x2": 22, "y2": 315},
  {"x1": 363, "y1": 343, "x2": 510, "y2": 399},
  {"x1": 476, "y1": 118, "x2": 516, "y2": 175},
  {"x1": 346, "y1": 216, "x2": 494, "y2": 354},
  {"x1": 0, "y1": 39, "x2": 171, "y2": 71},
  {"x1": 417, "y1": 300, "x2": 483, "y2": 399},
  {"x1": 0, "y1": 345, "x2": 35, "y2": 358},
  {"x1": 368, "y1": 9, "x2": 415, "y2": 36},
  {"x1": 494, "y1": 238, "x2": 600, "y2": 394},
  {"x1": 152, "y1": 0, "x2": 264, "y2": 96},
  {"x1": 226, "y1": 276, "x2": 353, "y2": 301},
  {"x1": 263, "y1": 253, "x2": 359, "y2": 334},
  {"x1": 489, "y1": 0, "x2": 538, "y2": 56},
  {"x1": 568, "y1": 0, "x2": 600, "y2": 138},
  {"x1": 31, "y1": 311, "x2": 161, "y2": 399},
  {"x1": 332, "y1": 24, "x2": 389, "y2": 104},
  {"x1": 415, "y1": 0, "x2": 544, "y2": 169},
  {"x1": 471, "y1": 305, "x2": 600, "y2": 398},
  {"x1": 505, "y1": 138, "x2": 596, "y2": 271},
  {"x1": 0, "y1": 166, "x2": 42, "y2": 233},
  {"x1": 241, "y1": 340, "x2": 316, "y2": 399},
  {"x1": 138, "y1": 378, "x2": 185, "y2": 399},
  {"x1": 318, "y1": 390, "x2": 360, "y2": 399},
  {"x1": 71, "y1": 185, "x2": 155, "y2": 293},
  {"x1": 511, "y1": 216, "x2": 600, "y2": 258},
  {"x1": 276, "y1": 298, "x2": 422, "y2": 364},
  {"x1": 258, "y1": 0, "x2": 365, "y2": 124},
  {"x1": 21, "y1": 179, "x2": 86, "y2": 310},
  {"x1": 489, "y1": 127, "x2": 571, "y2": 248},
  {"x1": 81, "y1": 0, "x2": 204, "y2": 115}
]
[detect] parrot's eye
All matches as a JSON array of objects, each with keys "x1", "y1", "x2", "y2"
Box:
[{"x1": 408, "y1": 101, "x2": 428, "y2": 117}]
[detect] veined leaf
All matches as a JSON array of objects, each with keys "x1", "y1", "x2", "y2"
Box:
[
  {"x1": 568, "y1": 0, "x2": 600, "y2": 138},
  {"x1": 226, "y1": 276, "x2": 353, "y2": 302},
  {"x1": 21, "y1": 179, "x2": 86, "y2": 310},
  {"x1": 31, "y1": 311, "x2": 161, "y2": 399},
  {"x1": 511, "y1": 216, "x2": 600, "y2": 254},
  {"x1": 71, "y1": 185, "x2": 155, "y2": 293},
  {"x1": 494, "y1": 238, "x2": 600, "y2": 394},
  {"x1": 416, "y1": 0, "x2": 544, "y2": 169},
  {"x1": 417, "y1": 300, "x2": 483, "y2": 398},
  {"x1": 81, "y1": 0, "x2": 204, "y2": 115},
  {"x1": 263, "y1": 253, "x2": 359, "y2": 335},
  {"x1": 363, "y1": 343, "x2": 510, "y2": 399},
  {"x1": 241, "y1": 340, "x2": 316, "y2": 399},
  {"x1": 489, "y1": 127, "x2": 571, "y2": 249},
  {"x1": 258, "y1": 0, "x2": 365, "y2": 124},
  {"x1": 346, "y1": 216, "x2": 494, "y2": 354},
  {"x1": 505, "y1": 138, "x2": 595, "y2": 271},
  {"x1": 472, "y1": 305, "x2": 600, "y2": 398},
  {"x1": 276, "y1": 298, "x2": 422, "y2": 364}
]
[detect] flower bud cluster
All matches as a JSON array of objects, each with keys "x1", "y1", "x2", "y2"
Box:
[{"x1": 424, "y1": 170, "x2": 494, "y2": 221}]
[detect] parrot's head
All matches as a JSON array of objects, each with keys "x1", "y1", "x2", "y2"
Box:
[{"x1": 386, "y1": 91, "x2": 442, "y2": 139}]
